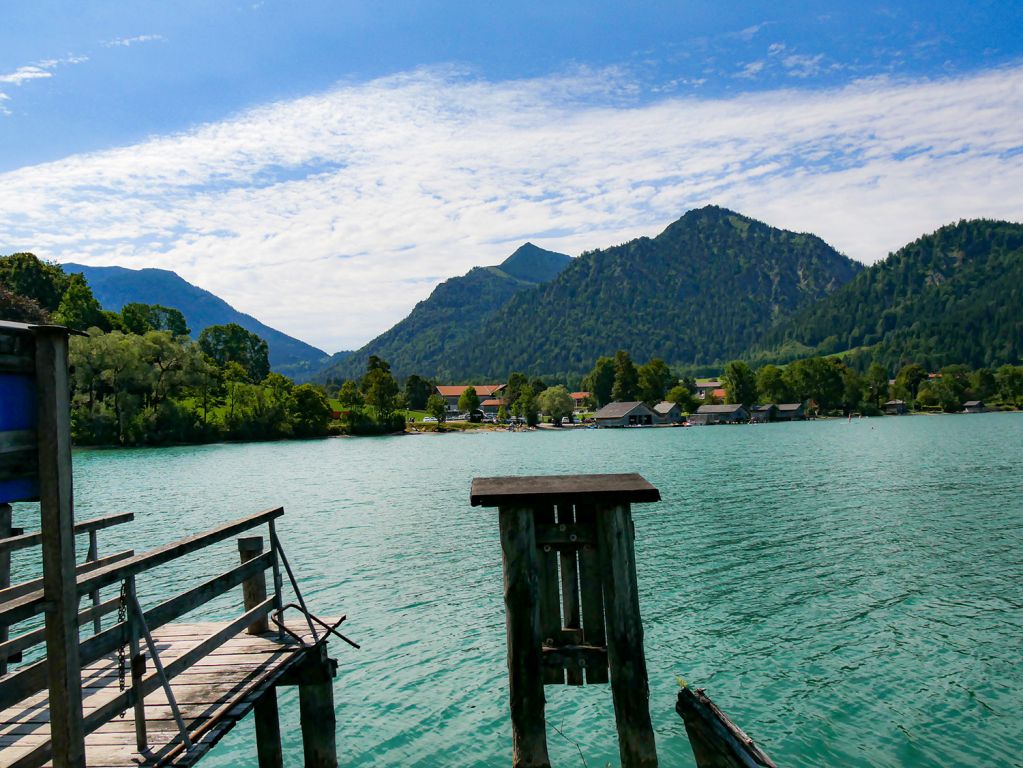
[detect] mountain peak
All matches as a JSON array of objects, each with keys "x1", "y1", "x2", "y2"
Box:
[{"x1": 497, "y1": 243, "x2": 571, "y2": 283}]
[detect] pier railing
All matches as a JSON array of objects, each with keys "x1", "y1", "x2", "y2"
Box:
[{"x1": 0, "y1": 505, "x2": 323, "y2": 768}]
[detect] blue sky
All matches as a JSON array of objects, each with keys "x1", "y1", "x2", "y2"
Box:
[{"x1": 1, "y1": 2, "x2": 1022, "y2": 351}]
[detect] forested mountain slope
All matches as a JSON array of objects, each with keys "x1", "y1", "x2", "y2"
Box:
[
  {"x1": 757, "y1": 219, "x2": 1023, "y2": 370},
  {"x1": 320, "y1": 243, "x2": 571, "y2": 382},
  {"x1": 435, "y1": 206, "x2": 862, "y2": 379}
]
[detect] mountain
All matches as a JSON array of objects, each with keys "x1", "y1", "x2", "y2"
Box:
[
  {"x1": 320, "y1": 243, "x2": 571, "y2": 382},
  {"x1": 756, "y1": 219, "x2": 1023, "y2": 370},
  {"x1": 413, "y1": 206, "x2": 863, "y2": 379},
  {"x1": 62, "y1": 263, "x2": 329, "y2": 378}
]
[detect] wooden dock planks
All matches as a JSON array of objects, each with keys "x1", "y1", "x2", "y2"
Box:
[{"x1": 0, "y1": 621, "x2": 316, "y2": 768}]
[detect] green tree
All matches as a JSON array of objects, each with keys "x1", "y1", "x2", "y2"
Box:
[
  {"x1": 665, "y1": 384, "x2": 698, "y2": 413},
  {"x1": 894, "y1": 363, "x2": 928, "y2": 403},
  {"x1": 784, "y1": 357, "x2": 845, "y2": 411},
  {"x1": 995, "y1": 364, "x2": 1023, "y2": 405},
  {"x1": 722, "y1": 360, "x2": 757, "y2": 406},
  {"x1": 971, "y1": 368, "x2": 997, "y2": 400},
  {"x1": 458, "y1": 386, "x2": 480, "y2": 415},
  {"x1": 363, "y1": 358, "x2": 399, "y2": 416},
  {"x1": 930, "y1": 377, "x2": 965, "y2": 412},
  {"x1": 403, "y1": 374, "x2": 434, "y2": 410},
  {"x1": 121, "y1": 303, "x2": 189, "y2": 336},
  {"x1": 637, "y1": 358, "x2": 674, "y2": 404},
  {"x1": 512, "y1": 384, "x2": 539, "y2": 426},
  {"x1": 537, "y1": 385, "x2": 575, "y2": 426},
  {"x1": 583, "y1": 356, "x2": 615, "y2": 407},
  {"x1": 198, "y1": 323, "x2": 270, "y2": 382},
  {"x1": 756, "y1": 364, "x2": 791, "y2": 403},
  {"x1": 866, "y1": 363, "x2": 889, "y2": 408},
  {"x1": 290, "y1": 384, "x2": 332, "y2": 437},
  {"x1": 611, "y1": 350, "x2": 638, "y2": 402},
  {"x1": 426, "y1": 394, "x2": 447, "y2": 422},
  {"x1": 53, "y1": 274, "x2": 108, "y2": 331},
  {"x1": 0, "y1": 252, "x2": 69, "y2": 312},
  {"x1": 337, "y1": 380, "x2": 363, "y2": 408},
  {"x1": 841, "y1": 367, "x2": 866, "y2": 412},
  {"x1": 504, "y1": 372, "x2": 530, "y2": 412},
  {"x1": 0, "y1": 285, "x2": 48, "y2": 323}
]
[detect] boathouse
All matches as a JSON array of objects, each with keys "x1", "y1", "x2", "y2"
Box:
[
  {"x1": 963, "y1": 400, "x2": 986, "y2": 413},
  {"x1": 690, "y1": 403, "x2": 749, "y2": 425},
  {"x1": 885, "y1": 399, "x2": 908, "y2": 415},
  {"x1": 594, "y1": 401, "x2": 656, "y2": 427},
  {"x1": 775, "y1": 402, "x2": 806, "y2": 421},
  {"x1": 653, "y1": 401, "x2": 683, "y2": 424},
  {"x1": 750, "y1": 404, "x2": 776, "y2": 423}
]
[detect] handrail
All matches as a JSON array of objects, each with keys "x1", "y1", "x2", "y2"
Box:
[
  {"x1": 0, "y1": 511, "x2": 135, "y2": 555},
  {"x1": 0, "y1": 551, "x2": 274, "y2": 710},
  {"x1": 0, "y1": 596, "x2": 119, "y2": 662},
  {"x1": 0, "y1": 507, "x2": 282, "y2": 626},
  {"x1": 0, "y1": 549, "x2": 133, "y2": 605}
]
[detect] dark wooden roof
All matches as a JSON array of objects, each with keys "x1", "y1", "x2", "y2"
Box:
[
  {"x1": 695, "y1": 404, "x2": 747, "y2": 414},
  {"x1": 593, "y1": 401, "x2": 653, "y2": 419},
  {"x1": 471, "y1": 473, "x2": 660, "y2": 507}
]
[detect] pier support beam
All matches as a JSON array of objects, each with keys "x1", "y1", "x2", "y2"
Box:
[
  {"x1": 239, "y1": 536, "x2": 269, "y2": 635},
  {"x1": 298, "y1": 645, "x2": 338, "y2": 768},
  {"x1": 253, "y1": 688, "x2": 284, "y2": 768}
]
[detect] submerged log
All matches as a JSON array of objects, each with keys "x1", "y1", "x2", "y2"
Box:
[{"x1": 676, "y1": 687, "x2": 777, "y2": 768}]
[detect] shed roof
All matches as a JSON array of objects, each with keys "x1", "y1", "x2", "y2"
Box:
[
  {"x1": 594, "y1": 401, "x2": 652, "y2": 419},
  {"x1": 752, "y1": 404, "x2": 776, "y2": 412},
  {"x1": 480, "y1": 398, "x2": 505, "y2": 407},
  {"x1": 471, "y1": 473, "x2": 660, "y2": 507},
  {"x1": 776, "y1": 403, "x2": 804, "y2": 412},
  {"x1": 653, "y1": 401, "x2": 680, "y2": 414},
  {"x1": 436, "y1": 384, "x2": 506, "y2": 398},
  {"x1": 570, "y1": 391, "x2": 591, "y2": 400},
  {"x1": 695, "y1": 404, "x2": 747, "y2": 414},
  {"x1": 963, "y1": 400, "x2": 984, "y2": 407}
]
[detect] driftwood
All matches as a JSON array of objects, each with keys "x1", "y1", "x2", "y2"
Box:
[{"x1": 676, "y1": 686, "x2": 777, "y2": 768}]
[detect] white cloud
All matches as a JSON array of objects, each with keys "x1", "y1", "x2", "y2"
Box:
[
  {"x1": 0, "y1": 55, "x2": 89, "y2": 110},
  {"x1": 1, "y1": 65, "x2": 1021, "y2": 352},
  {"x1": 103, "y1": 34, "x2": 164, "y2": 48},
  {"x1": 736, "y1": 61, "x2": 765, "y2": 78},
  {"x1": 783, "y1": 53, "x2": 826, "y2": 78}
]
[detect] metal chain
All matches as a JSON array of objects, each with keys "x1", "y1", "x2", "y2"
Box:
[{"x1": 117, "y1": 579, "x2": 128, "y2": 717}]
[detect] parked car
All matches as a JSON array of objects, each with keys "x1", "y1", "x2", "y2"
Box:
[{"x1": 423, "y1": 416, "x2": 438, "y2": 423}]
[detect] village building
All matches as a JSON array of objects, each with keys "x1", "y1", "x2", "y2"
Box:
[
  {"x1": 435, "y1": 384, "x2": 506, "y2": 412},
  {"x1": 963, "y1": 400, "x2": 986, "y2": 413},
  {"x1": 570, "y1": 391, "x2": 592, "y2": 412},
  {"x1": 594, "y1": 401, "x2": 656, "y2": 427},
  {"x1": 694, "y1": 380, "x2": 722, "y2": 400},
  {"x1": 689, "y1": 403, "x2": 749, "y2": 425},
  {"x1": 750, "y1": 404, "x2": 776, "y2": 423},
  {"x1": 884, "y1": 399, "x2": 908, "y2": 415},
  {"x1": 480, "y1": 398, "x2": 506, "y2": 416},
  {"x1": 653, "y1": 401, "x2": 683, "y2": 424},
  {"x1": 774, "y1": 402, "x2": 806, "y2": 421}
]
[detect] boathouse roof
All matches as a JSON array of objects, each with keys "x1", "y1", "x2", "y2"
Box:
[{"x1": 594, "y1": 401, "x2": 652, "y2": 418}]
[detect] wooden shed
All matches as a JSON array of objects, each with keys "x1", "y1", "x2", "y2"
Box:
[
  {"x1": 593, "y1": 401, "x2": 656, "y2": 427},
  {"x1": 689, "y1": 404, "x2": 749, "y2": 425}
]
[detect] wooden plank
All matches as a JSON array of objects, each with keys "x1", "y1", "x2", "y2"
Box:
[
  {"x1": 35, "y1": 327, "x2": 87, "y2": 768},
  {"x1": 472, "y1": 473, "x2": 660, "y2": 507},
  {"x1": 574, "y1": 505, "x2": 608, "y2": 685},
  {"x1": 0, "y1": 513, "x2": 134, "y2": 556},
  {"x1": 238, "y1": 537, "x2": 269, "y2": 635},
  {"x1": 0, "y1": 549, "x2": 133, "y2": 604},
  {"x1": 557, "y1": 504, "x2": 583, "y2": 686},
  {"x1": 676, "y1": 687, "x2": 777, "y2": 768},
  {"x1": 498, "y1": 505, "x2": 551, "y2": 768},
  {"x1": 0, "y1": 552, "x2": 273, "y2": 711},
  {"x1": 0, "y1": 596, "x2": 119, "y2": 662},
  {"x1": 596, "y1": 503, "x2": 657, "y2": 768},
  {"x1": 541, "y1": 644, "x2": 608, "y2": 675},
  {"x1": 534, "y1": 521, "x2": 595, "y2": 547},
  {"x1": 535, "y1": 506, "x2": 563, "y2": 685}
]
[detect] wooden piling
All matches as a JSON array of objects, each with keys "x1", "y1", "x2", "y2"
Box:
[
  {"x1": 253, "y1": 688, "x2": 285, "y2": 768},
  {"x1": 35, "y1": 327, "x2": 86, "y2": 768},
  {"x1": 499, "y1": 505, "x2": 551, "y2": 768},
  {"x1": 238, "y1": 536, "x2": 269, "y2": 635},
  {"x1": 596, "y1": 502, "x2": 658, "y2": 768},
  {"x1": 298, "y1": 645, "x2": 339, "y2": 768},
  {"x1": 557, "y1": 503, "x2": 584, "y2": 686},
  {"x1": 1, "y1": 502, "x2": 11, "y2": 676},
  {"x1": 676, "y1": 687, "x2": 777, "y2": 768}
]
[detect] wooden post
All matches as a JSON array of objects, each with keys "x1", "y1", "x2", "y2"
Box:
[
  {"x1": 298, "y1": 645, "x2": 338, "y2": 768},
  {"x1": 125, "y1": 576, "x2": 148, "y2": 752},
  {"x1": 238, "y1": 536, "x2": 269, "y2": 635},
  {"x1": 499, "y1": 506, "x2": 551, "y2": 768},
  {"x1": 0, "y1": 503, "x2": 11, "y2": 675},
  {"x1": 87, "y1": 529, "x2": 102, "y2": 634},
  {"x1": 35, "y1": 327, "x2": 86, "y2": 768},
  {"x1": 596, "y1": 503, "x2": 658, "y2": 768},
  {"x1": 253, "y1": 688, "x2": 284, "y2": 768},
  {"x1": 557, "y1": 504, "x2": 584, "y2": 686}
]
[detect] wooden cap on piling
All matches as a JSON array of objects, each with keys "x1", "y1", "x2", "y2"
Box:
[{"x1": 470, "y1": 473, "x2": 660, "y2": 507}]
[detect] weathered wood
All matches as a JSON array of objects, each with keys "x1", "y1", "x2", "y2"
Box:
[
  {"x1": 574, "y1": 505, "x2": 608, "y2": 685},
  {"x1": 0, "y1": 595, "x2": 119, "y2": 662},
  {"x1": 0, "y1": 512, "x2": 134, "y2": 556},
  {"x1": 86, "y1": 530, "x2": 102, "y2": 635},
  {"x1": 556, "y1": 504, "x2": 584, "y2": 685},
  {"x1": 298, "y1": 644, "x2": 338, "y2": 768},
  {"x1": 676, "y1": 687, "x2": 777, "y2": 768},
  {"x1": 0, "y1": 502, "x2": 10, "y2": 676},
  {"x1": 0, "y1": 551, "x2": 273, "y2": 711},
  {"x1": 35, "y1": 327, "x2": 86, "y2": 768},
  {"x1": 253, "y1": 688, "x2": 284, "y2": 768},
  {"x1": 0, "y1": 508, "x2": 282, "y2": 627},
  {"x1": 535, "y1": 506, "x2": 563, "y2": 685},
  {"x1": 0, "y1": 549, "x2": 133, "y2": 605},
  {"x1": 534, "y1": 521, "x2": 596, "y2": 547},
  {"x1": 238, "y1": 537, "x2": 269, "y2": 635},
  {"x1": 540, "y1": 644, "x2": 608, "y2": 674},
  {"x1": 472, "y1": 473, "x2": 661, "y2": 507},
  {"x1": 499, "y1": 505, "x2": 551, "y2": 768},
  {"x1": 596, "y1": 503, "x2": 657, "y2": 768}
]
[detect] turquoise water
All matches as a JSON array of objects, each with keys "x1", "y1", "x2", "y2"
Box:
[{"x1": 8, "y1": 414, "x2": 1023, "y2": 766}]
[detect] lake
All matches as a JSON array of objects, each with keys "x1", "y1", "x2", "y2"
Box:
[{"x1": 7, "y1": 413, "x2": 1023, "y2": 767}]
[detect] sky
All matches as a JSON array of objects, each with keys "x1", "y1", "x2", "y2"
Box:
[{"x1": 1, "y1": 2, "x2": 1021, "y2": 353}]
